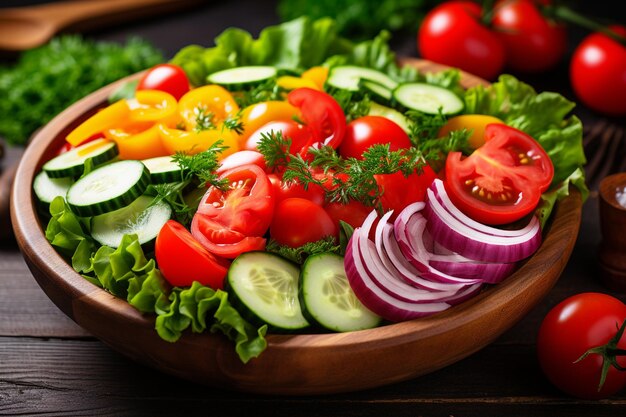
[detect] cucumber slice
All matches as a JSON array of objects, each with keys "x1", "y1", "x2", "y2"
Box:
[
  {"x1": 359, "y1": 79, "x2": 393, "y2": 105},
  {"x1": 91, "y1": 195, "x2": 172, "y2": 248},
  {"x1": 142, "y1": 155, "x2": 185, "y2": 184},
  {"x1": 326, "y1": 65, "x2": 398, "y2": 92},
  {"x1": 42, "y1": 138, "x2": 118, "y2": 178},
  {"x1": 207, "y1": 66, "x2": 277, "y2": 90},
  {"x1": 368, "y1": 102, "x2": 412, "y2": 135},
  {"x1": 66, "y1": 160, "x2": 150, "y2": 217},
  {"x1": 33, "y1": 171, "x2": 73, "y2": 205},
  {"x1": 300, "y1": 253, "x2": 382, "y2": 332},
  {"x1": 227, "y1": 252, "x2": 310, "y2": 331},
  {"x1": 392, "y1": 83, "x2": 464, "y2": 115}
]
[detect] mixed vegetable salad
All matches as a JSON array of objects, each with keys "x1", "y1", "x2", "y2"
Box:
[{"x1": 35, "y1": 17, "x2": 587, "y2": 363}]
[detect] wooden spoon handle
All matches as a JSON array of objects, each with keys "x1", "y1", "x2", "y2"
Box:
[{"x1": 4, "y1": 0, "x2": 203, "y2": 33}]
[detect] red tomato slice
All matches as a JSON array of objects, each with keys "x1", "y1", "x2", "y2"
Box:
[
  {"x1": 287, "y1": 88, "x2": 346, "y2": 156},
  {"x1": 270, "y1": 198, "x2": 337, "y2": 248},
  {"x1": 191, "y1": 164, "x2": 274, "y2": 258},
  {"x1": 155, "y1": 220, "x2": 230, "y2": 289},
  {"x1": 374, "y1": 164, "x2": 438, "y2": 218},
  {"x1": 444, "y1": 124, "x2": 554, "y2": 225}
]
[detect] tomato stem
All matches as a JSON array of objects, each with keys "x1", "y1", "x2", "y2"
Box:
[
  {"x1": 575, "y1": 319, "x2": 626, "y2": 392},
  {"x1": 545, "y1": 4, "x2": 626, "y2": 46}
]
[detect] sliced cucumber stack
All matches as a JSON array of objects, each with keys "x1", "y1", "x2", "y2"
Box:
[
  {"x1": 227, "y1": 252, "x2": 310, "y2": 331},
  {"x1": 91, "y1": 195, "x2": 172, "y2": 248},
  {"x1": 33, "y1": 171, "x2": 73, "y2": 205},
  {"x1": 66, "y1": 160, "x2": 150, "y2": 217},
  {"x1": 300, "y1": 253, "x2": 382, "y2": 332},
  {"x1": 392, "y1": 83, "x2": 464, "y2": 115},
  {"x1": 326, "y1": 65, "x2": 398, "y2": 92},
  {"x1": 367, "y1": 102, "x2": 412, "y2": 135},
  {"x1": 207, "y1": 66, "x2": 277, "y2": 91},
  {"x1": 42, "y1": 138, "x2": 118, "y2": 178},
  {"x1": 142, "y1": 155, "x2": 185, "y2": 184}
]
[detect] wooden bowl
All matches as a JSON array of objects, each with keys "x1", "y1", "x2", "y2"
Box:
[{"x1": 11, "y1": 59, "x2": 582, "y2": 395}]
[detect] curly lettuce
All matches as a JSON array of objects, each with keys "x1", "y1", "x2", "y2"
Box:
[{"x1": 44, "y1": 196, "x2": 266, "y2": 363}]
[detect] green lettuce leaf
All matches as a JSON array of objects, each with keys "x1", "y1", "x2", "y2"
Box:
[
  {"x1": 156, "y1": 282, "x2": 267, "y2": 363},
  {"x1": 463, "y1": 75, "x2": 589, "y2": 226},
  {"x1": 45, "y1": 196, "x2": 94, "y2": 258},
  {"x1": 172, "y1": 17, "x2": 344, "y2": 86}
]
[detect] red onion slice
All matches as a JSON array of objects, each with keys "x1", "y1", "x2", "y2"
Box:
[
  {"x1": 344, "y1": 234, "x2": 452, "y2": 322},
  {"x1": 424, "y1": 187, "x2": 541, "y2": 263},
  {"x1": 357, "y1": 210, "x2": 463, "y2": 303},
  {"x1": 429, "y1": 179, "x2": 538, "y2": 237}
]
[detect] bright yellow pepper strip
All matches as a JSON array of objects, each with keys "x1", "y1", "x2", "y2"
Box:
[
  {"x1": 276, "y1": 75, "x2": 320, "y2": 91},
  {"x1": 158, "y1": 124, "x2": 240, "y2": 158},
  {"x1": 301, "y1": 66, "x2": 329, "y2": 90},
  {"x1": 66, "y1": 99, "x2": 130, "y2": 147},
  {"x1": 128, "y1": 90, "x2": 178, "y2": 124}
]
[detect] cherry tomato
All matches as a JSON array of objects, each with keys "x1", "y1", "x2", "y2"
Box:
[
  {"x1": 217, "y1": 150, "x2": 267, "y2": 174},
  {"x1": 492, "y1": 0, "x2": 567, "y2": 73},
  {"x1": 270, "y1": 198, "x2": 337, "y2": 248},
  {"x1": 287, "y1": 88, "x2": 346, "y2": 156},
  {"x1": 191, "y1": 164, "x2": 274, "y2": 258},
  {"x1": 155, "y1": 220, "x2": 230, "y2": 289},
  {"x1": 323, "y1": 200, "x2": 371, "y2": 230},
  {"x1": 268, "y1": 173, "x2": 326, "y2": 206},
  {"x1": 137, "y1": 63, "x2": 190, "y2": 100},
  {"x1": 244, "y1": 120, "x2": 312, "y2": 155},
  {"x1": 338, "y1": 116, "x2": 412, "y2": 160},
  {"x1": 445, "y1": 123, "x2": 553, "y2": 225},
  {"x1": 374, "y1": 164, "x2": 438, "y2": 218},
  {"x1": 537, "y1": 293, "x2": 626, "y2": 399},
  {"x1": 418, "y1": 1, "x2": 505, "y2": 81},
  {"x1": 437, "y1": 114, "x2": 505, "y2": 149},
  {"x1": 570, "y1": 25, "x2": 626, "y2": 116},
  {"x1": 237, "y1": 101, "x2": 300, "y2": 146}
]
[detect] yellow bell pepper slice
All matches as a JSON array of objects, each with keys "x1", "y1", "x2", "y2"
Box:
[
  {"x1": 66, "y1": 99, "x2": 130, "y2": 147},
  {"x1": 301, "y1": 66, "x2": 329, "y2": 90},
  {"x1": 276, "y1": 75, "x2": 320, "y2": 91},
  {"x1": 128, "y1": 90, "x2": 178, "y2": 124},
  {"x1": 237, "y1": 100, "x2": 300, "y2": 146},
  {"x1": 177, "y1": 85, "x2": 239, "y2": 131},
  {"x1": 158, "y1": 124, "x2": 240, "y2": 158},
  {"x1": 105, "y1": 122, "x2": 169, "y2": 160},
  {"x1": 438, "y1": 114, "x2": 505, "y2": 149}
]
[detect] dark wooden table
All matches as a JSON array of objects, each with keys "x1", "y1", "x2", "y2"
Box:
[{"x1": 1, "y1": 1, "x2": 626, "y2": 415}]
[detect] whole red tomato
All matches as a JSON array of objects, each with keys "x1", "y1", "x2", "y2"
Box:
[
  {"x1": 418, "y1": 1, "x2": 505, "y2": 80},
  {"x1": 492, "y1": 0, "x2": 567, "y2": 73},
  {"x1": 570, "y1": 25, "x2": 626, "y2": 116},
  {"x1": 137, "y1": 63, "x2": 190, "y2": 100},
  {"x1": 338, "y1": 116, "x2": 411, "y2": 160},
  {"x1": 537, "y1": 292, "x2": 626, "y2": 399}
]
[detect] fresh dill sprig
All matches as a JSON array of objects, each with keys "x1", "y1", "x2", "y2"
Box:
[
  {"x1": 234, "y1": 79, "x2": 284, "y2": 108},
  {"x1": 265, "y1": 237, "x2": 340, "y2": 264},
  {"x1": 194, "y1": 107, "x2": 216, "y2": 132},
  {"x1": 405, "y1": 109, "x2": 448, "y2": 146},
  {"x1": 256, "y1": 130, "x2": 292, "y2": 170},
  {"x1": 149, "y1": 142, "x2": 229, "y2": 227},
  {"x1": 330, "y1": 90, "x2": 371, "y2": 123},
  {"x1": 222, "y1": 112, "x2": 245, "y2": 135},
  {"x1": 308, "y1": 145, "x2": 346, "y2": 173}
]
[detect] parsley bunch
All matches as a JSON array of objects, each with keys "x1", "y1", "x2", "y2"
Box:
[{"x1": 0, "y1": 35, "x2": 163, "y2": 145}]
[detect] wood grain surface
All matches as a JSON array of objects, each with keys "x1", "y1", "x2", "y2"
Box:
[{"x1": 10, "y1": 59, "x2": 583, "y2": 395}]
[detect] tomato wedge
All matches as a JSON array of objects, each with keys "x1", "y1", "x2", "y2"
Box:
[
  {"x1": 155, "y1": 220, "x2": 230, "y2": 289},
  {"x1": 191, "y1": 164, "x2": 274, "y2": 258},
  {"x1": 287, "y1": 88, "x2": 346, "y2": 156},
  {"x1": 444, "y1": 124, "x2": 554, "y2": 225}
]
